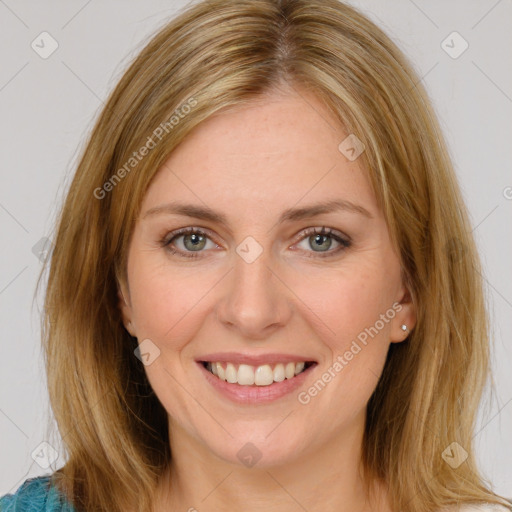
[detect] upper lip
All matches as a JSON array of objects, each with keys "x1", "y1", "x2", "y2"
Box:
[{"x1": 196, "y1": 352, "x2": 317, "y2": 366}]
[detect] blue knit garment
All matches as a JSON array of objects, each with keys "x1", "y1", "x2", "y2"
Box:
[{"x1": 0, "y1": 475, "x2": 76, "y2": 511}]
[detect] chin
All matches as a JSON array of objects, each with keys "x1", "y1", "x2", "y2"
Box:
[{"x1": 203, "y1": 427, "x2": 309, "y2": 469}]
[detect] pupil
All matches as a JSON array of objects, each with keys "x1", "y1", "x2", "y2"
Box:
[
  {"x1": 312, "y1": 234, "x2": 331, "y2": 251},
  {"x1": 185, "y1": 233, "x2": 205, "y2": 251}
]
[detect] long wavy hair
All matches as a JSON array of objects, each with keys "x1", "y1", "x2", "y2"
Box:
[{"x1": 36, "y1": 0, "x2": 510, "y2": 510}]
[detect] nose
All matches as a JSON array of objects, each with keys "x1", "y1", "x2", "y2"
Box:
[{"x1": 215, "y1": 246, "x2": 292, "y2": 340}]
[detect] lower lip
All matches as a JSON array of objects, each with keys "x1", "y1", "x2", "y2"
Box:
[{"x1": 197, "y1": 362, "x2": 317, "y2": 404}]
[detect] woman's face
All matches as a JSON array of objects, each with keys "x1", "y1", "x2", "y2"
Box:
[{"x1": 119, "y1": 88, "x2": 415, "y2": 468}]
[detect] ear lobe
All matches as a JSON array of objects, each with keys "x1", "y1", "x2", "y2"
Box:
[
  {"x1": 390, "y1": 284, "x2": 417, "y2": 343},
  {"x1": 117, "y1": 282, "x2": 135, "y2": 336}
]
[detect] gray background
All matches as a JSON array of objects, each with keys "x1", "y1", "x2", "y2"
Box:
[{"x1": 1, "y1": 0, "x2": 511, "y2": 498}]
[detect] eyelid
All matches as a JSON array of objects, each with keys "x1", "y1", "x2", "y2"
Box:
[
  {"x1": 162, "y1": 226, "x2": 216, "y2": 242},
  {"x1": 290, "y1": 226, "x2": 351, "y2": 246}
]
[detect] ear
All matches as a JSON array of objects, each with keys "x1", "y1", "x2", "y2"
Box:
[
  {"x1": 390, "y1": 279, "x2": 416, "y2": 343},
  {"x1": 118, "y1": 279, "x2": 136, "y2": 337}
]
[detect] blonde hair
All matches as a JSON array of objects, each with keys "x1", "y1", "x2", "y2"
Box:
[{"x1": 37, "y1": 0, "x2": 510, "y2": 510}]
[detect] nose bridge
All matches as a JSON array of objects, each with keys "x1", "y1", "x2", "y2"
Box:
[{"x1": 215, "y1": 237, "x2": 290, "y2": 337}]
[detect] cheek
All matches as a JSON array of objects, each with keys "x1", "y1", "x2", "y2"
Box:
[
  {"x1": 292, "y1": 269, "x2": 396, "y2": 421},
  {"x1": 126, "y1": 259, "x2": 213, "y2": 423},
  {"x1": 296, "y1": 263, "x2": 397, "y2": 351},
  {"x1": 127, "y1": 257, "x2": 208, "y2": 345}
]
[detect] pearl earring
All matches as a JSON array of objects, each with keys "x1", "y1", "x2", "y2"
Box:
[{"x1": 401, "y1": 324, "x2": 408, "y2": 332}]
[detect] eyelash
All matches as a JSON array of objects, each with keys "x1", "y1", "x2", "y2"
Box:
[{"x1": 160, "y1": 227, "x2": 351, "y2": 260}]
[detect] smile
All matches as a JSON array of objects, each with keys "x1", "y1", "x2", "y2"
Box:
[{"x1": 202, "y1": 361, "x2": 315, "y2": 386}]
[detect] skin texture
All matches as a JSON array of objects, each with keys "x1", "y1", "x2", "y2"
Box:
[{"x1": 118, "y1": 87, "x2": 416, "y2": 512}]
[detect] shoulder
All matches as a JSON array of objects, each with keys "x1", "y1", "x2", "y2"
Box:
[{"x1": 0, "y1": 474, "x2": 76, "y2": 512}]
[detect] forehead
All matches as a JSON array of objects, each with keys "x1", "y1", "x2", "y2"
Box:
[{"x1": 141, "y1": 89, "x2": 377, "y2": 219}]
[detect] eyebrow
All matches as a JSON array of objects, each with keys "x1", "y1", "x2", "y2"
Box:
[{"x1": 142, "y1": 199, "x2": 373, "y2": 225}]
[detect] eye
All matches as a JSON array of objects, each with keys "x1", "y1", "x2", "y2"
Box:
[
  {"x1": 293, "y1": 227, "x2": 351, "y2": 258},
  {"x1": 161, "y1": 228, "x2": 218, "y2": 259}
]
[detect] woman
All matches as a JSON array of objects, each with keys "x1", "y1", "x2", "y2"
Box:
[{"x1": 1, "y1": 0, "x2": 510, "y2": 511}]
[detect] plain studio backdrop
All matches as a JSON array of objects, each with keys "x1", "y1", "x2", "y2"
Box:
[{"x1": 0, "y1": 0, "x2": 511, "y2": 498}]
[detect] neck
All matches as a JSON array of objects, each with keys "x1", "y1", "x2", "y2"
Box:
[{"x1": 154, "y1": 410, "x2": 391, "y2": 512}]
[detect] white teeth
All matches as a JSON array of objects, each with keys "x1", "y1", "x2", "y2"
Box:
[
  {"x1": 237, "y1": 364, "x2": 255, "y2": 385},
  {"x1": 205, "y1": 361, "x2": 310, "y2": 386},
  {"x1": 273, "y1": 363, "x2": 285, "y2": 382},
  {"x1": 254, "y1": 364, "x2": 274, "y2": 386},
  {"x1": 216, "y1": 362, "x2": 226, "y2": 381},
  {"x1": 225, "y1": 363, "x2": 237, "y2": 383},
  {"x1": 285, "y1": 362, "x2": 296, "y2": 379}
]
